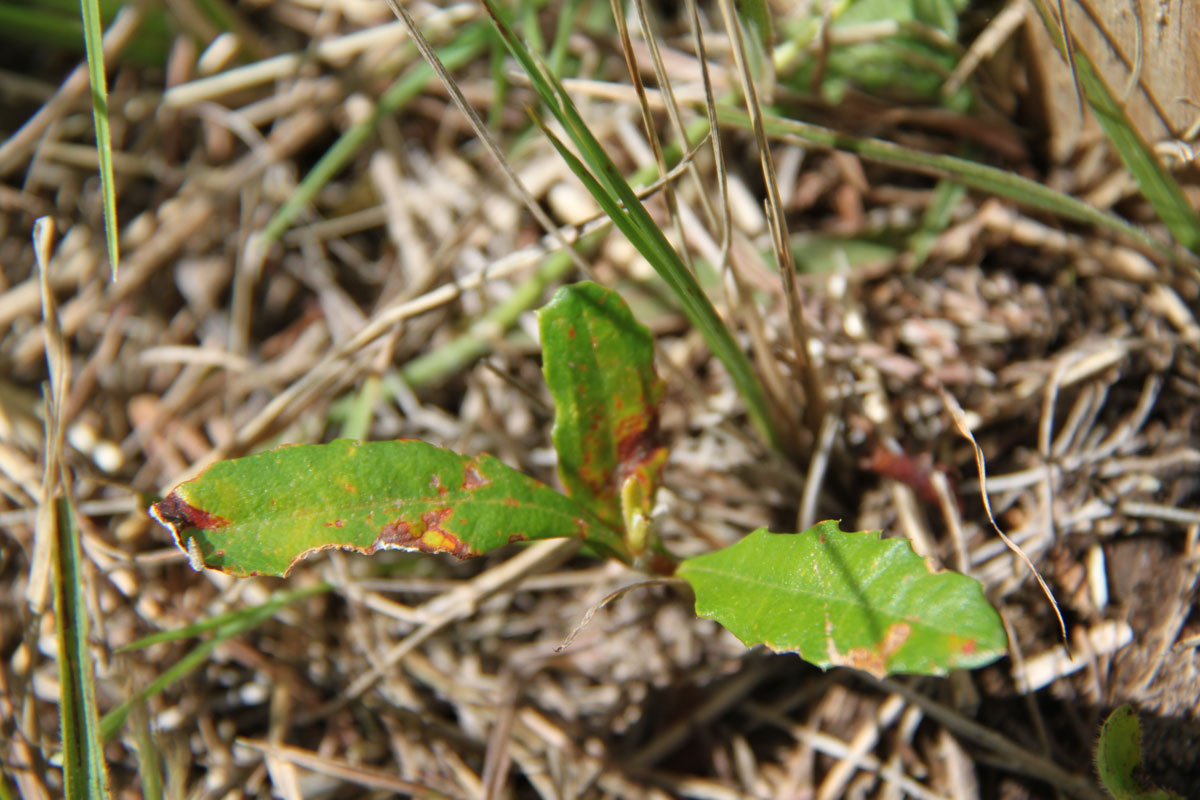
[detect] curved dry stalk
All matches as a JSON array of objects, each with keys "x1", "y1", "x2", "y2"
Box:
[{"x1": 938, "y1": 385, "x2": 1068, "y2": 645}]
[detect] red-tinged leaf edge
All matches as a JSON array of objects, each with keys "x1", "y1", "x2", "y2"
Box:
[
  {"x1": 150, "y1": 439, "x2": 629, "y2": 578},
  {"x1": 539, "y1": 282, "x2": 669, "y2": 545}
]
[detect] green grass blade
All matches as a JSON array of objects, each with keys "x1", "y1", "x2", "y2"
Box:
[
  {"x1": 261, "y1": 23, "x2": 489, "y2": 244},
  {"x1": 339, "y1": 373, "x2": 382, "y2": 441},
  {"x1": 104, "y1": 599, "x2": 274, "y2": 741},
  {"x1": 0, "y1": 768, "x2": 16, "y2": 800},
  {"x1": 716, "y1": 105, "x2": 1172, "y2": 258},
  {"x1": 518, "y1": 0, "x2": 544, "y2": 55},
  {"x1": 129, "y1": 711, "x2": 164, "y2": 800},
  {"x1": 53, "y1": 499, "x2": 112, "y2": 798},
  {"x1": 117, "y1": 584, "x2": 332, "y2": 652},
  {"x1": 400, "y1": 241, "x2": 582, "y2": 388},
  {"x1": 482, "y1": 0, "x2": 781, "y2": 450},
  {"x1": 547, "y1": 0, "x2": 582, "y2": 77},
  {"x1": 102, "y1": 584, "x2": 328, "y2": 741},
  {"x1": 78, "y1": 0, "x2": 119, "y2": 278},
  {"x1": 734, "y1": 0, "x2": 774, "y2": 51},
  {"x1": 1029, "y1": 0, "x2": 1200, "y2": 254},
  {"x1": 908, "y1": 179, "x2": 967, "y2": 266},
  {"x1": 487, "y1": 27, "x2": 509, "y2": 129}
]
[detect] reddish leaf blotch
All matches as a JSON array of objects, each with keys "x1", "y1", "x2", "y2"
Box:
[
  {"x1": 825, "y1": 620, "x2": 912, "y2": 679},
  {"x1": 372, "y1": 507, "x2": 474, "y2": 559},
  {"x1": 462, "y1": 464, "x2": 490, "y2": 490},
  {"x1": 151, "y1": 493, "x2": 230, "y2": 531}
]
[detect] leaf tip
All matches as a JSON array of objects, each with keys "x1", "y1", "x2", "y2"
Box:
[
  {"x1": 150, "y1": 492, "x2": 232, "y2": 573},
  {"x1": 150, "y1": 492, "x2": 230, "y2": 533}
]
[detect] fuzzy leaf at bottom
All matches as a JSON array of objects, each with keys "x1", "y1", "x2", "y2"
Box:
[
  {"x1": 1096, "y1": 705, "x2": 1182, "y2": 800},
  {"x1": 677, "y1": 523, "x2": 1007, "y2": 677},
  {"x1": 150, "y1": 439, "x2": 627, "y2": 578}
]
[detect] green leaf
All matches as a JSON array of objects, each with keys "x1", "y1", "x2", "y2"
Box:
[
  {"x1": 539, "y1": 282, "x2": 667, "y2": 538},
  {"x1": 150, "y1": 439, "x2": 629, "y2": 578},
  {"x1": 1096, "y1": 705, "x2": 1182, "y2": 800},
  {"x1": 775, "y1": 0, "x2": 966, "y2": 107},
  {"x1": 677, "y1": 523, "x2": 1007, "y2": 677}
]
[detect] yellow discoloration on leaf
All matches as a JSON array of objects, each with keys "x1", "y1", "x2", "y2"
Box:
[{"x1": 824, "y1": 616, "x2": 913, "y2": 678}]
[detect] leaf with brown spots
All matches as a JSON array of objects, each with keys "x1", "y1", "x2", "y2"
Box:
[
  {"x1": 538, "y1": 282, "x2": 667, "y2": 540},
  {"x1": 676, "y1": 523, "x2": 1007, "y2": 677},
  {"x1": 150, "y1": 439, "x2": 628, "y2": 578}
]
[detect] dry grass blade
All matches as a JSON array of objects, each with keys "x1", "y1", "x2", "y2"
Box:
[
  {"x1": 943, "y1": 0, "x2": 1028, "y2": 97},
  {"x1": 26, "y1": 219, "x2": 61, "y2": 613},
  {"x1": 1054, "y1": 0, "x2": 1083, "y2": 114},
  {"x1": 306, "y1": 539, "x2": 583, "y2": 721},
  {"x1": 938, "y1": 385, "x2": 1067, "y2": 644},
  {"x1": 239, "y1": 739, "x2": 452, "y2": 797},
  {"x1": 610, "y1": 0, "x2": 688, "y2": 269},
  {"x1": 382, "y1": 0, "x2": 595, "y2": 281},
  {"x1": 680, "y1": 0, "x2": 799, "y2": 447},
  {"x1": 554, "y1": 578, "x2": 681, "y2": 652},
  {"x1": 878, "y1": 678, "x2": 1107, "y2": 800},
  {"x1": 258, "y1": 20, "x2": 489, "y2": 247},
  {"x1": 35, "y1": 217, "x2": 110, "y2": 796},
  {"x1": 0, "y1": 6, "x2": 142, "y2": 175},
  {"x1": 716, "y1": 0, "x2": 822, "y2": 442}
]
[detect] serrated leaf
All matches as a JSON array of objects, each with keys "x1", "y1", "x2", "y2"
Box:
[
  {"x1": 677, "y1": 523, "x2": 1007, "y2": 677},
  {"x1": 539, "y1": 282, "x2": 667, "y2": 534},
  {"x1": 1096, "y1": 705, "x2": 1182, "y2": 800},
  {"x1": 150, "y1": 439, "x2": 628, "y2": 578}
]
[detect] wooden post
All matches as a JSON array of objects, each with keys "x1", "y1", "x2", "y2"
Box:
[{"x1": 1023, "y1": 0, "x2": 1199, "y2": 161}]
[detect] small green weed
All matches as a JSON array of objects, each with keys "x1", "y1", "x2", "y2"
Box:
[
  {"x1": 149, "y1": 282, "x2": 1007, "y2": 688},
  {"x1": 1096, "y1": 705, "x2": 1183, "y2": 800}
]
